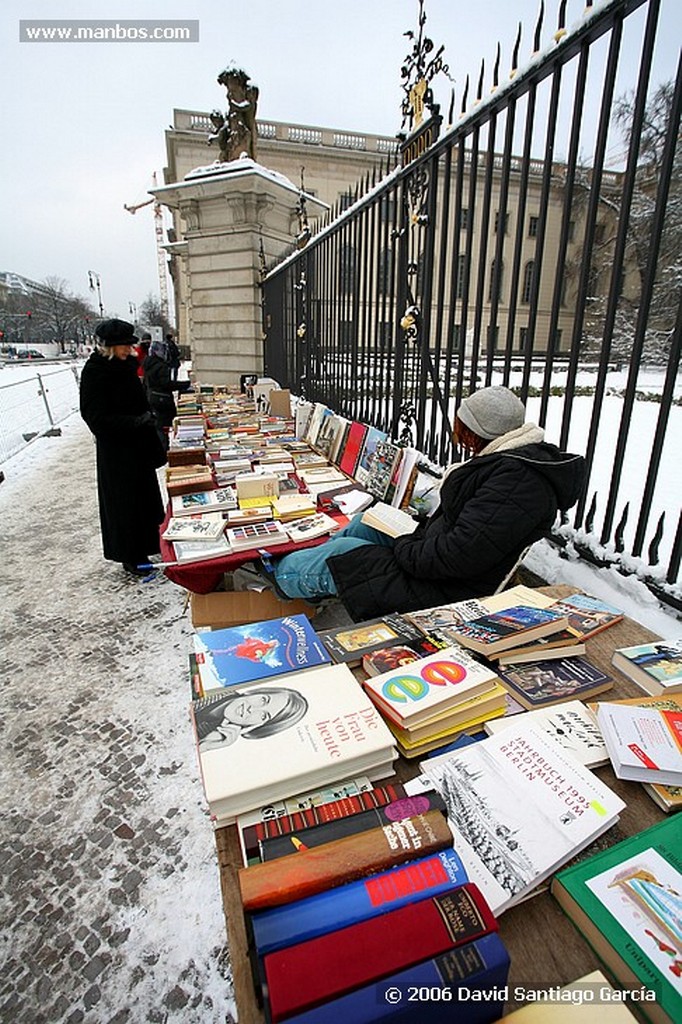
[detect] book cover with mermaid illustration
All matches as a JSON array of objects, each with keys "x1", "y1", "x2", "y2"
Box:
[{"x1": 193, "y1": 614, "x2": 331, "y2": 695}]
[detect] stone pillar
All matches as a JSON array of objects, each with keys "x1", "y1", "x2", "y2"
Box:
[{"x1": 152, "y1": 157, "x2": 327, "y2": 387}]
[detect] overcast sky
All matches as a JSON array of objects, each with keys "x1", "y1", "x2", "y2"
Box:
[{"x1": 1, "y1": 0, "x2": 679, "y2": 321}]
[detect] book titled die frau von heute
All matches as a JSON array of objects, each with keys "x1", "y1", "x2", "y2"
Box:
[
  {"x1": 192, "y1": 614, "x2": 331, "y2": 694},
  {"x1": 190, "y1": 663, "x2": 397, "y2": 823},
  {"x1": 421, "y1": 721, "x2": 625, "y2": 915}
]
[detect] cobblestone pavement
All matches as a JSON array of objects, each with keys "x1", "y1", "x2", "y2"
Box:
[{"x1": 0, "y1": 421, "x2": 238, "y2": 1023}]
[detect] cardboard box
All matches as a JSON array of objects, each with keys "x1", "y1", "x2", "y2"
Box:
[{"x1": 190, "y1": 590, "x2": 317, "y2": 629}]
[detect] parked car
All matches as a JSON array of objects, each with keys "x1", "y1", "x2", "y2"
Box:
[{"x1": 16, "y1": 349, "x2": 46, "y2": 359}]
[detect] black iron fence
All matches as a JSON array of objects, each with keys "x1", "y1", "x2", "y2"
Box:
[{"x1": 263, "y1": 0, "x2": 681, "y2": 604}]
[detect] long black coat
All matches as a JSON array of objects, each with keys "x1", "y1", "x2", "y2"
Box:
[
  {"x1": 80, "y1": 351, "x2": 165, "y2": 564},
  {"x1": 328, "y1": 442, "x2": 586, "y2": 621}
]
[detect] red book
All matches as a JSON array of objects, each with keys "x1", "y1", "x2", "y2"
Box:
[
  {"x1": 338, "y1": 421, "x2": 369, "y2": 478},
  {"x1": 263, "y1": 883, "x2": 497, "y2": 1021},
  {"x1": 238, "y1": 809, "x2": 452, "y2": 912}
]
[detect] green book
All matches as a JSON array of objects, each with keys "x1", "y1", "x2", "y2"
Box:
[{"x1": 551, "y1": 817, "x2": 682, "y2": 1024}]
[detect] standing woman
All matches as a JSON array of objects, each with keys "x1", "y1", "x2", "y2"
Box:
[
  {"x1": 143, "y1": 338, "x2": 179, "y2": 451},
  {"x1": 80, "y1": 319, "x2": 166, "y2": 577}
]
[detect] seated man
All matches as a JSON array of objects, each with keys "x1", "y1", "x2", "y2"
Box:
[{"x1": 265, "y1": 386, "x2": 586, "y2": 622}]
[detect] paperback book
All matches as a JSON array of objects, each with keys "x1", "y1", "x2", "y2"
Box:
[
  {"x1": 450, "y1": 605, "x2": 569, "y2": 657},
  {"x1": 172, "y1": 534, "x2": 232, "y2": 564},
  {"x1": 611, "y1": 639, "x2": 682, "y2": 697},
  {"x1": 362, "y1": 440, "x2": 403, "y2": 502},
  {"x1": 551, "y1": 817, "x2": 682, "y2": 1024},
  {"x1": 363, "y1": 646, "x2": 502, "y2": 728},
  {"x1": 284, "y1": 512, "x2": 340, "y2": 544},
  {"x1": 483, "y1": 700, "x2": 608, "y2": 768},
  {"x1": 361, "y1": 630, "x2": 452, "y2": 676},
  {"x1": 548, "y1": 593, "x2": 624, "y2": 640},
  {"x1": 496, "y1": 656, "x2": 613, "y2": 710},
  {"x1": 353, "y1": 425, "x2": 389, "y2": 486},
  {"x1": 162, "y1": 515, "x2": 226, "y2": 543},
  {"x1": 421, "y1": 721, "x2": 625, "y2": 914},
  {"x1": 170, "y1": 486, "x2": 237, "y2": 516},
  {"x1": 192, "y1": 614, "x2": 330, "y2": 696},
  {"x1": 595, "y1": 701, "x2": 682, "y2": 786},
  {"x1": 317, "y1": 613, "x2": 425, "y2": 667},
  {"x1": 191, "y1": 662, "x2": 396, "y2": 822}
]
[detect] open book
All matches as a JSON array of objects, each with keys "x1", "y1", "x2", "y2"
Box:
[{"x1": 360, "y1": 502, "x2": 418, "y2": 539}]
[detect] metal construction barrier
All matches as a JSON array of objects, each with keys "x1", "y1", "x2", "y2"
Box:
[{"x1": 0, "y1": 364, "x2": 82, "y2": 463}]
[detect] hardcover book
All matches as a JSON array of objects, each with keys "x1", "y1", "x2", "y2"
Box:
[
  {"x1": 551, "y1": 817, "x2": 682, "y2": 1024},
  {"x1": 239, "y1": 782, "x2": 408, "y2": 864},
  {"x1": 450, "y1": 606, "x2": 569, "y2": 656},
  {"x1": 496, "y1": 656, "x2": 613, "y2": 710},
  {"x1": 361, "y1": 631, "x2": 452, "y2": 676},
  {"x1": 363, "y1": 440, "x2": 404, "y2": 502},
  {"x1": 172, "y1": 534, "x2": 232, "y2": 564},
  {"x1": 239, "y1": 808, "x2": 452, "y2": 911},
  {"x1": 363, "y1": 646, "x2": 501, "y2": 727},
  {"x1": 314, "y1": 413, "x2": 348, "y2": 461},
  {"x1": 595, "y1": 701, "x2": 682, "y2": 786},
  {"x1": 192, "y1": 615, "x2": 330, "y2": 695},
  {"x1": 611, "y1": 639, "x2": 682, "y2": 697},
  {"x1": 248, "y1": 847, "x2": 470, "y2": 956},
  {"x1": 338, "y1": 421, "x2": 369, "y2": 478},
  {"x1": 483, "y1": 700, "x2": 608, "y2": 768},
  {"x1": 548, "y1": 592, "x2": 624, "y2": 640},
  {"x1": 262, "y1": 883, "x2": 497, "y2": 1021},
  {"x1": 170, "y1": 486, "x2": 238, "y2": 516},
  {"x1": 495, "y1": 630, "x2": 586, "y2": 665},
  {"x1": 258, "y1": 791, "x2": 446, "y2": 862},
  {"x1": 421, "y1": 722, "x2": 625, "y2": 914},
  {"x1": 360, "y1": 502, "x2": 418, "y2": 538},
  {"x1": 317, "y1": 613, "x2": 425, "y2": 667},
  {"x1": 353, "y1": 425, "x2": 389, "y2": 486},
  {"x1": 191, "y1": 662, "x2": 396, "y2": 822},
  {"x1": 276, "y1": 932, "x2": 510, "y2": 1024}
]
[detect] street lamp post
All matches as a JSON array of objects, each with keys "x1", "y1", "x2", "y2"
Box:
[{"x1": 88, "y1": 271, "x2": 104, "y2": 317}]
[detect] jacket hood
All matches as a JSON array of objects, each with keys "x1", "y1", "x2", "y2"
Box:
[{"x1": 497, "y1": 442, "x2": 586, "y2": 511}]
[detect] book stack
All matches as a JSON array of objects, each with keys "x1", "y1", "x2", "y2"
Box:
[
  {"x1": 162, "y1": 514, "x2": 226, "y2": 544},
  {"x1": 317, "y1": 612, "x2": 426, "y2": 668},
  {"x1": 190, "y1": 661, "x2": 397, "y2": 824},
  {"x1": 170, "y1": 486, "x2": 237, "y2": 517},
  {"x1": 362, "y1": 646, "x2": 508, "y2": 759},
  {"x1": 495, "y1": 656, "x2": 614, "y2": 710},
  {"x1": 449, "y1": 605, "x2": 570, "y2": 658},
  {"x1": 611, "y1": 638, "x2": 682, "y2": 697},
  {"x1": 595, "y1": 699, "x2": 682, "y2": 787}
]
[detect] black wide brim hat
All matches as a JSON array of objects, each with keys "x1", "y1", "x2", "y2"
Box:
[{"x1": 94, "y1": 319, "x2": 138, "y2": 346}]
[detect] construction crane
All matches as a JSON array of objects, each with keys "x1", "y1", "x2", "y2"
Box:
[{"x1": 124, "y1": 172, "x2": 171, "y2": 322}]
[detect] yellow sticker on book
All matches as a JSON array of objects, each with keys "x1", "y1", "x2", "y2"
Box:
[{"x1": 590, "y1": 800, "x2": 608, "y2": 815}]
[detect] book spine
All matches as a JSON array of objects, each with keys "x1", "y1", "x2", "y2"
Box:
[
  {"x1": 263, "y1": 883, "x2": 498, "y2": 1021},
  {"x1": 279, "y1": 932, "x2": 510, "y2": 1024},
  {"x1": 240, "y1": 783, "x2": 406, "y2": 862},
  {"x1": 259, "y1": 792, "x2": 446, "y2": 862},
  {"x1": 249, "y1": 847, "x2": 470, "y2": 956},
  {"x1": 239, "y1": 809, "x2": 453, "y2": 913}
]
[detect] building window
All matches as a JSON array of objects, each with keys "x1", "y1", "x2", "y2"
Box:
[
  {"x1": 521, "y1": 261, "x2": 535, "y2": 304},
  {"x1": 378, "y1": 321, "x2": 392, "y2": 348},
  {"x1": 339, "y1": 320, "x2": 354, "y2": 351},
  {"x1": 528, "y1": 215, "x2": 539, "y2": 238},
  {"x1": 494, "y1": 211, "x2": 508, "y2": 234},
  {"x1": 553, "y1": 329, "x2": 563, "y2": 353},
  {"x1": 519, "y1": 327, "x2": 528, "y2": 351},
  {"x1": 378, "y1": 247, "x2": 393, "y2": 295},
  {"x1": 487, "y1": 325, "x2": 500, "y2": 351},
  {"x1": 380, "y1": 194, "x2": 396, "y2": 222},
  {"x1": 459, "y1": 208, "x2": 470, "y2": 231},
  {"x1": 456, "y1": 254, "x2": 467, "y2": 300},
  {"x1": 338, "y1": 190, "x2": 354, "y2": 212},
  {"x1": 488, "y1": 260, "x2": 504, "y2": 304}
]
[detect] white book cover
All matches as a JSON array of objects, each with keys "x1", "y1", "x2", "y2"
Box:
[
  {"x1": 172, "y1": 534, "x2": 232, "y2": 564},
  {"x1": 162, "y1": 515, "x2": 226, "y2": 543},
  {"x1": 191, "y1": 663, "x2": 396, "y2": 822},
  {"x1": 285, "y1": 512, "x2": 340, "y2": 543},
  {"x1": 364, "y1": 646, "x2": 500, "y2": 727},
  {"x1": 596, "y1": 702, "x2": 682, "y2": 786},
  {"x1": 421, "y1": 722, "x2": 625, "y2": 914},
  {"x1": 484, "y1": 701, "x2": 609, "y2": 768}
]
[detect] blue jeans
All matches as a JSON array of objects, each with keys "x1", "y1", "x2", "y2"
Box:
[{"x1": 272, "y1": 514, "x2": 394, "y2": 601}]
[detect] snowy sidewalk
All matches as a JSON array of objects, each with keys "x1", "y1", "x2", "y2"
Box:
[{"x1": 0, "y1": 419, "x2": 236, "y2": 1023}]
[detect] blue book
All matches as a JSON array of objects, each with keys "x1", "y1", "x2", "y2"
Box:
[
  {"x1": 192, "y1": 614, "x2": 331, "y2": 695},
  {"x1": 284, "y1": 932, "x2": 510, "y2": 1024},
  {"x1": 249, "y1": 848, "x2": 469, "y2": 956}
]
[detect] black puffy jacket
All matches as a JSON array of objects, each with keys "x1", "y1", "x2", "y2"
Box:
[{"x1": 327, "y1": 441, "x2": 586, "y2": 622}]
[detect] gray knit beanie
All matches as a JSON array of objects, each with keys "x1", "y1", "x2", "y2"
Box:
[{"x1": 457, "y1": 386, "x2": 526, "y2": 440}]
